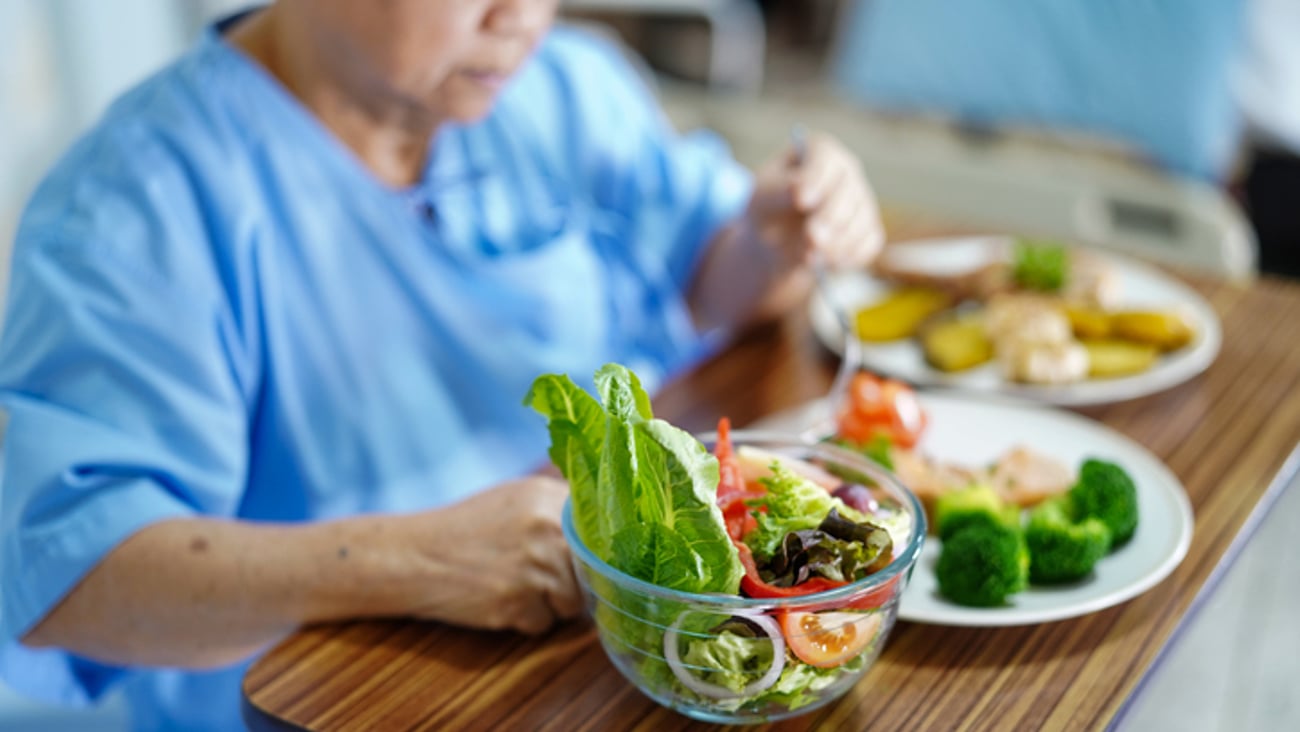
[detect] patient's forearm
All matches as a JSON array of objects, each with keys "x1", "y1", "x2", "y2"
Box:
[{"x1": 21, "y1": 515, "x2": 412, "y2": 669}]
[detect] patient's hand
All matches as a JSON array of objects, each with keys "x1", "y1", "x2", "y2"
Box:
[
  {"x1": 748, "y1": 130, "x2": 884, "y2": 270},
  {"x1": 398, "y1": 476, "x2": 582, "y2": 635}
]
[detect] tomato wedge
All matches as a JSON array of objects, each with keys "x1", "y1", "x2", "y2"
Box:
[
  {"x1": 714, "y1": 417, "x2": 743, "y2": 492},
  {"x1": 719, "y1": 491, "x2": 761, "y2": 541},
  {"x1": 779, "y1": 611, "x2": 883, "y2": 668},
  {"x1": 837, "y1": 372, "x2": 927, "y2": 449},
  {"x1": 715, "y1": 417, "x2": 767, "y2": 541}
]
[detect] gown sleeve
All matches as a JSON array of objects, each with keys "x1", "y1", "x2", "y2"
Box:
[
  {"x1": 524, "y1": 27, "x2": 756, "y2": 375},
  {"x1": 0, "y1": 136, "x2": 253, "y2": 704},
  {"x1": 549, "y1": 27, "x2": 755, "y2": 289}
]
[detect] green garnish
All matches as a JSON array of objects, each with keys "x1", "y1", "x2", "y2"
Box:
[{"x1": 1012, "y1": 239, "x2": 1069, "y2": 292}]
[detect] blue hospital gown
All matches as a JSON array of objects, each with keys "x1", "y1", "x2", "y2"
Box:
[{"x1": 0, "y1": 18, "x2": 752, "y2": 732}]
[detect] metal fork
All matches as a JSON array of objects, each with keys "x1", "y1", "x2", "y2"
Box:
[{"x1": 789, "y1": 125, "x2": 866, "y2": 441}]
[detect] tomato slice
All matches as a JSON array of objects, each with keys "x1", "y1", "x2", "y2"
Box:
[
  {"x1": 836, "y1": 372, "x2": 928, "y2": 449},
  {"x1": 779, "y1": 611, "x2": 883, "y2": 668},
  {"x1": 880, "y1": 379, "x2": 926, "y2": 448}
]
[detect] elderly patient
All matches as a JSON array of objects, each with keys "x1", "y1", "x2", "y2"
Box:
[{"x1": 0, "y1": 1, "x2": 882, "y2": 729}]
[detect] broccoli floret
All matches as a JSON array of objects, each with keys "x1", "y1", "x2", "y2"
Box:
[
  {"x1": 933, "y1": 484, "x2": 1021, "y2": 540},
  {"x1": 935, "y1": 523, "x2": 1029, "y2": 607},
  {"x1": 1024, "y1": 496, "x2": 1112, "y2": 583},
  {"x1": 1070, "y1": 459, "x2": 1139, "y2": 546}
]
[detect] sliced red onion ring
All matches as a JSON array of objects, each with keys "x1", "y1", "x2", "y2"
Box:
[{"x1": 662, "y1": 608, "x2": 786, "y2": 700}]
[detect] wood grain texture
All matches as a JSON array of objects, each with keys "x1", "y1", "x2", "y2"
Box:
[{"x1": 243, "y1": 274, "x2": 1300, "y2": 732}]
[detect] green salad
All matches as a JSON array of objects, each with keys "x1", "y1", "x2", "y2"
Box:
[{"x1": 526, "y1": 364, "x2": 916, "y2": 719}]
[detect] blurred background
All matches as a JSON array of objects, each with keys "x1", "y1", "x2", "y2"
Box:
[
  {"x1": 0, "y1": 0, "x2": 248, "y2": 319},
  {"x1": 5, "y1": 0, "x2": 1300, "y2": 302},
  {"x1": 0, "y1": 1, "x2": 1296, "y2": 730}
]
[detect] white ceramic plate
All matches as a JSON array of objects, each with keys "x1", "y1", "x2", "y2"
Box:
[
  {"x1": 809, "y1": 237, "x2": 1222, "y2": 406},
  {"x1": 755, "y1": 392, "x2": 1194, "y2": 626}
]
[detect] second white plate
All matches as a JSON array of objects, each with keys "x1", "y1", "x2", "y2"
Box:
[
  {"x1": 756, "y1": 392, "x2": 1195, "y2": 626},
  {"x1": 809, "y1": 237, "x2": 1222, "y2": 406}
]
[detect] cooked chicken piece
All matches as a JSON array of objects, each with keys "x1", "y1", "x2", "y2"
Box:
[
  {"x1": 889, "y1": 446, "x2": 983, "y2": 526},
  {"x1": 987, "y1": 445, "x2": 1076, "y2": 507},
  {"x1": 1063, "y1": 250, "x2": 1121, "y2": 309},
  {"x1": 999, "y1": 339, "x2": 1090, "y2": 384},
  {"x1": 984, "y1": 293, "x2": 1073, "y2": 344},
  {"x1": 982, "y1": 294, "x2": 1088, "y2": 383}
]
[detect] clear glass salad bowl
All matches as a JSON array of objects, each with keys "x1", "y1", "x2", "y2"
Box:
[{"x1": 562, "y1": 431, "x2": 927, "y2": 724}]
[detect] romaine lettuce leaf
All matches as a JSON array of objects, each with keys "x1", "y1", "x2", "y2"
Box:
[
  {"x1": 527, "y1": 364, "x2": 743, "y2": 595},
  {"x1": 595, "y1": 363, "x2": 653, "y2": 422},
  {"x1": 523, "y1": 372, "x2": 610, "y2": 556}
]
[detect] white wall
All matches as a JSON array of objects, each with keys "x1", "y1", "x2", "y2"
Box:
[{"x1": 0, "y1": 0, "x2": 253, "y2": 315}]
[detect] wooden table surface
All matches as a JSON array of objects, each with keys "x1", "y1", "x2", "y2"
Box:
[{"x1": 242, "y1": 271, "x2": 1300, "y2": 732}]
